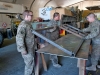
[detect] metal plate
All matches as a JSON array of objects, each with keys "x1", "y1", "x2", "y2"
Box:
[{"x1": 36, "y1": 34, "x2": 91, "y2": 60}]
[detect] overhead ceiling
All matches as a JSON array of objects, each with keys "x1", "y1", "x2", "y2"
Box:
[
  {"x1": 54, "y1": 0, "x2": 84, "y2": 7},
  {"x1": 0, "y1": 0, "x2": 86, "y2": 7}
]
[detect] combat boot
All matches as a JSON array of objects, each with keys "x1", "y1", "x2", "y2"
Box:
[
  {"x1": 97, "y1": 65, "x2": 100, "y2": 68},
  {"x1": 53, "y1": 64, "x2": 61, "y2": 68},
  {"x1": 52, "y1": 60, "x2": 61, "y2": 68},
  {"x1": 86, "y1": 65, "x2": 96, "y2": 71}
]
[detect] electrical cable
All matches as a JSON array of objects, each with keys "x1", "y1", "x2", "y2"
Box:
[
  {"x1": 44, "y1": 0, "x2": 52, "y2": 7},
  {"x1": 30, "y1": 0, "x2": 35, "y2": 10}
]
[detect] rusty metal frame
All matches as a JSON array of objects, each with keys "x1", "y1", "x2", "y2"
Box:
[
  {"x1": 59, "y1": 26, "x2": 83, "y2": 38},
  {"x1": 59, "y1": 24, "x2": 86, "y2": 38},
  {"x1": 32, "y1": 30, "x2": 74, "y2": 56},
  {"x1": 32, "y1": 24, "x2": 87, "y2": 56}
]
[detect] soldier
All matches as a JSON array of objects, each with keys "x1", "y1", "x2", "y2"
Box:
[
  {"x1": 16, "y1": 10, "x2": 35, "y2": 75},
  {"x1": 81, "y1": 13, "x2": 100, "y2": 71},
  {"x1": 46, "y1": 12, "x2": 61, "y2": 68}
]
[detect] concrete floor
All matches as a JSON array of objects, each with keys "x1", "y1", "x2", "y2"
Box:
[{"x1": 0, "y1": 37, "x2": 100, "y2": 75}]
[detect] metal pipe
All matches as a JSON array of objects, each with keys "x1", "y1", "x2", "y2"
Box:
[
  {"x1": 32, "y1": 30, "x2": 73, "y2": 56},
  {"x1": 74, "y1": 40, "x2": 84, "y2": 56},
  {"x1": 63, "y1": 24, "x2": 86, "y2": 36},
  {"x1": 35, "y1": 27, "x2": 54, "y2": 31},
  {"x1": 65, "y1": 24, "x2": 80, "y2": 31}
]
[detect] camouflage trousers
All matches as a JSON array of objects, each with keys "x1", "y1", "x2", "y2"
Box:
[
  {"x1": 46, "y1": 30, "x2": 59, "y2": 41},
  {"x1": 91, "y1": 45, "x2": 100, "y2": 65},
  {"x1": 22, "y1": 51, "x2": 35, "y2": 75},
  {"x1": 46, "y1": 29, "x2": 59, "y2": 65}
]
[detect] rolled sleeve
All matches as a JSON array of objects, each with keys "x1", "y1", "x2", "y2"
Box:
[{"x1": 82, "y1": 26, "x2": 90, "y2": 33}]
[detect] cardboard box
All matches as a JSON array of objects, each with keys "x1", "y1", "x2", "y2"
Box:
[{"x1": 50, "y1": 8, "x2": 72, "y2": 19}]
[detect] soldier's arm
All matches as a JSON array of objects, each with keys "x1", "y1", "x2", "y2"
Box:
[
  {"x1": 81, "y1": 26, "x2": 90, "y2": 33},
  {"x1": 47, "y1": 20, "x2": 56, "y2": 32},
  {"x1": 16, "y1": 25, "x2": 26, "y2": 52},
  {"x1": 85, "y1": 25, "x2": 99, "y2": 39}
]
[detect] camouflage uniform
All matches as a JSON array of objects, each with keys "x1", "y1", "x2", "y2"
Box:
[
  {"x1": 82, "y1": 20, "x2": 100, "y2": 66},
  {"x1": 16, "y1": 20, "x2": 35, "y2": 75},
  {"x1": 46, "y1": 20, "x2": 60, "y2": 66}
]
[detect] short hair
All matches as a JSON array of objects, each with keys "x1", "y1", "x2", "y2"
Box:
[
  {"x1": 86, "y1": 13, "x2": 96, "y2": 18},
  {"x1": 23, "y1": 10, "x2": 33, "y2": 18},
  {"x1": 53, "y1": 12, "x2": 60, "y2": 18}
]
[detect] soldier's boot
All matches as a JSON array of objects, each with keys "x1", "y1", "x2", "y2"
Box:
[
  {"x1": 86, "y1": 65, "x2": 96, "y2": 71},
  {"x1": 52, "y1": 60, "x2": 61, "y2": 68},
  {"x1": 97, "y1": 65, "x2": 100, "y2": 68},
  {"x1": 53, "y1": 64, "x2": 61, "y2": 68}
]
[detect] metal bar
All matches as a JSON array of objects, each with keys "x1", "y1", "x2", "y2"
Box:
[
  {"x1": 74, "y1": 40, "x2": 85, "y2": 56},
  {"x1": 65, "y1": 24, "x2": 81, "y2": 31},
  {"x1": 35, "y1": 27, "x2": 54, "y2": 31},
  {"x1": 32, "y1": 30, "x2": 73, "y2": 56},
  {"x1": 59, "y1": 26, "x2": 83, "y2": 38},
  {"x1": 68, "y1": 27, "x2": 79, "y2": 34}
]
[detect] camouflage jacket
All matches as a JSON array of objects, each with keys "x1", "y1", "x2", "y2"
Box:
[
  {"x1": 46, "y1": 19, "x2": 60, "y2": 41},
  {"x1": 47, "y1": 20, "x2": 59, "y2": 32},
  {"x1": 82, "y1": 20, "x2": 100, "y2": 45},
  {"x1": 16, "y1": 20, "x2": 34, "y2": 52}
]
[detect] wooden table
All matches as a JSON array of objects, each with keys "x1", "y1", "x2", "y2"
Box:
[{"x1": 36, "y1": 34, "x2": 91, "y2": 75}]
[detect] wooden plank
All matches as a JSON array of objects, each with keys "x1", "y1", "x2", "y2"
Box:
[
  {"x1": 41, "y1": 53, "x2": 47, "y2": 71},
  {"x1": 77, "y1": 59, "x2": 86, "y2": 75}
]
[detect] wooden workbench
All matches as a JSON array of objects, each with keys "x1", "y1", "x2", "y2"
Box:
[{"x1": 36, "y1": 34, "x2": 91, "y2": 75}]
